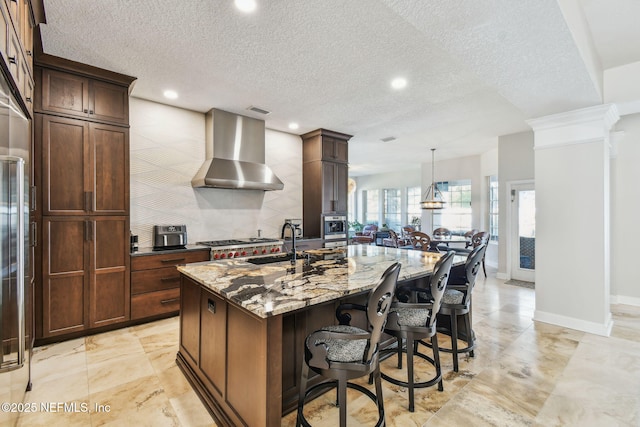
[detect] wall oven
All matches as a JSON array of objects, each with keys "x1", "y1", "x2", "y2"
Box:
[{"x1": 322, "y1": 214, "x2": 347, "y2": 240}]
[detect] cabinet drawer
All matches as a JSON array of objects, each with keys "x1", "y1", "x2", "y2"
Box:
[
  {"x1": 131, "y1": 266, "x2": 180, "y2": 295},
  {"x1": 131, "y1": 288, "x2": 180, "y2": 320},
  {"x1": 131, "y1": 250, "x2": 210, "y2": 271}
]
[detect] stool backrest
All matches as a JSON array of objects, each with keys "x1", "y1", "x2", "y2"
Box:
[
  {"x1": 427, "y1": 251, "x2": 455, "y2": 326},
  {"x1": 462, "y1": 243, "x2": 487, "y2": 303},
  {"x1": 365, "y1": 262, "x2": 401, "y2": 361}
]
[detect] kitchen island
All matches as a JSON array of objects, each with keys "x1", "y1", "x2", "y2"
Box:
[{"x1": 176, "y1": 245, "x2": 464, "y2": 426}]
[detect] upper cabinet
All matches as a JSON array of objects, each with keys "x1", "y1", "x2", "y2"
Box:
[
  {"x1": 0, "y1": 0, "x2": 36, "y2": 117},
  {"x1": 303, "y1": 130, "x2": 349, "y2": 164},
  {"x1": 302, "y1": 129, "x2": 352, "y2": 238},
  {"x1": 37, "y1": 68, "x2": 129, "y2": 125}
]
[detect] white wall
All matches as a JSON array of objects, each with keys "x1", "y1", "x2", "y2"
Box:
[
  {"x1": 611, "y1": 113, "x2": 640, "y2": 304},
  {"x1": 129, "y1": 98, "x2": 302, "y2": 247},
  {"x1": 497, "y1": 131, "x2": 535, "y2": 277}
]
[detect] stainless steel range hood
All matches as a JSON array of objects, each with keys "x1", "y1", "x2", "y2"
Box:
[{"x1": 191, "y1": 108, "x2": 284, "y2": 190}]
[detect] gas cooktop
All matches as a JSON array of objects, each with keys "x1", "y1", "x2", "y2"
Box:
[{"x1": 197, "y1": 238, "x2": 280, "y2": 247}]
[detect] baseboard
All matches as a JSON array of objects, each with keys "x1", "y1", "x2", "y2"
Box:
[
  {"x1": 610, "y1": 294, "x2": 640, "y2": 307},
  {"x1": 534, "y1": 310, "x2": 613, "y2": 336}
]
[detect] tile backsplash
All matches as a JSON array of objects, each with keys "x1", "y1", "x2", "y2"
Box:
[{"x1": 129, "y1": 98, "x2": 302, "y2": 248}]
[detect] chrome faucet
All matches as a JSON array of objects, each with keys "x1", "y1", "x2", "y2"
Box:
[{"x1": 281, "y1": 222, "x2": 299, "y2": 264}]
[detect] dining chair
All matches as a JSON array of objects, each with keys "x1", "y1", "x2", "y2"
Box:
[
  {"x1": 433, "y1": 227, "x2": 453, "y2": 251},
  {"x1": 297, "y1": 262, "x2": 401, "y2": 427},
  {"x1": 463, "y1": 229, "x2": 479, "y2": 248},
  {"x1": 409, "y1": 231, "x2": 432, "y2": 252}
]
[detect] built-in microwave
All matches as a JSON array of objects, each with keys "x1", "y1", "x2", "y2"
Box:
[{"x1": 322, "y1": 214, "x2": 347, "y2": 240}]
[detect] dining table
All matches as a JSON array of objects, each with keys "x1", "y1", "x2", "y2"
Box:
[{"x1": 428, "y1": 235, "x2": 468, "y2": 252}]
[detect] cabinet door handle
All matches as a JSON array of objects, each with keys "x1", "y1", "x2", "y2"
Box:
[
  {"x1": 89, "y1": 110, "x2": 94, "y2": 115},
  {"x1": 30, "y1": 186, "x2": 36, "y2": 211},
  {"x1": 30, "y1": 222, "x2": 37, "y2": 247},
  {"x1": 8, "y1": 56, "x2": 16, "y2": 64},
  {"x1": 84, "y1": 221, "x2": 93, "y2": 241},
  {"x1": 160, "y1": 276, "x2": 180, "y2": 283},
  {"x1": 160, "y1": 298, "x2": 179, "y2": 305},
  {"x1": 84, "y1": 191, "x2": 93, "y2": 211},
  {"x1": 160, "y1": 258, "x2": 185, "y2": 264},
  {"x1": 83, "y1": 109, "x2": 88, "y2": 113},
  {"x1": 26, "y1": 50, "x2": 32, "y2": 57},
  {"x1": 26, "y1": 97, "x2": 32, "y2": 103}
]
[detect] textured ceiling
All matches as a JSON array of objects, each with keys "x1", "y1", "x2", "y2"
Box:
[{"x1": 39, "y1": 0, "x2": 638, "y2": 176}]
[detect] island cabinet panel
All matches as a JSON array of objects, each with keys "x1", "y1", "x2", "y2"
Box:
[
  {"x1": 199, "y1": 289, "x2": 226, "y2": 395},
  {"x1": 281, "y1": 301, "x2": 337, "y2": 413},
  {"x1": 177, "y1": 274, "x2": 283, "y2": 427},
  {"x1": 179, "y1": 276, "x2": 201, "y2": 366}
]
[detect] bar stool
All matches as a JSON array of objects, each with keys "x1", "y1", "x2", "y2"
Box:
[
  {"x1": 432, "y1": 244, "x2": 487, "y2": 372},
  {"x1": 380, "y1": 251, "x2": 455, "y2": 412},
  {"x1": 297, "y1": 262, "x2": 401, "y2": 427}
]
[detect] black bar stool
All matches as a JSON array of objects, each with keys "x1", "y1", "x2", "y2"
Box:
[
  {"x1": 297, "y1": 262, "x2": 401, "y2": 427},
  {"x1": 380, "y1": 251, "x2": 455, "y2": 412}
]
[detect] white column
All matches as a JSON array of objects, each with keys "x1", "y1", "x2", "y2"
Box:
[{"x1": 527, "y1": 104, "x2": 619, "y2": 336}]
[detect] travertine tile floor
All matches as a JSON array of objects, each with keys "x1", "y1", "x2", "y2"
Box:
[{"x1": 8, "y1": 269, "x2": 640, "y2": 426}]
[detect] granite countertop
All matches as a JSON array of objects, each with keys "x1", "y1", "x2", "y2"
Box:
[
  {"x1": 131, "y1": 244, "x2": 211, "y2": 256},
  {"x1": 177, "y1": 245, "x2": 466, "y2": 318}
]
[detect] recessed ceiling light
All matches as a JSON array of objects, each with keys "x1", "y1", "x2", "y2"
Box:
[
  {"x1": 288, "y1": 122, "x2": 299, "y2": 130},
  {"x1": 163, "y1": 90, "x2": 178, "y2": 99},
  {"x1": 234, "y1": 0, "x2": 257, "y2": 13},
  {"x1": 391, "y1": 77, "x2": 407, "y2": 90}
]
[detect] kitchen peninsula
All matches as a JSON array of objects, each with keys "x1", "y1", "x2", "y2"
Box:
[{"x1": 176, "y1": 245, "x2": 464, "y2": 426}]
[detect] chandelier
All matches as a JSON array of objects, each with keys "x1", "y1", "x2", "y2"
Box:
[{"x1": 420, "y1": 148, "x2": 446, "y2": 210}]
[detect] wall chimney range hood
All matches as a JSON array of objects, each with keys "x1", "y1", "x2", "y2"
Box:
[{"x1": 191, "y1": 108, "x2": 284, "y2": 191}]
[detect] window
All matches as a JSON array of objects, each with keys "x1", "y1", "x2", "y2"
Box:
[
  {"x1": 432, "y1": 180, "x2": 472, "y2": 233},
  {"x1": 383, "y1": 189, "x2": 401, "y2": 230},
  {"x1": 488, "y1": 175, "x2": 498, "y2": 241},
  {"x1": 407, "y1": 186, "x2": 422, "y2": 228},
  {"x1": 363, "y1": 190, "x2": 379, "y2": 225}
]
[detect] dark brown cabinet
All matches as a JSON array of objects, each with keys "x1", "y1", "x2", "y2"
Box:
[
  {"x1": 34, "y1": 58, "x2": 135, "y2": 342},
  {"x1": 302, "y1": 129, "x2": 351, "y2": 238},
  {"x1": 37, "y1": 68, "x2": 129, "y2": 125},
  {"x1": 41, "y1": 216, "x2": 129, "y2": 337},
  {"x1": 36, "y1": 114, "x2": 129, "y2": 216},
  {"x1": 130, "y1": 249, "x2": 210, "y2": 320},
  {"x1": 0, "y1": 0, "x2": 36, "y2": 117},
  {"x1": 322, "y1": 161, "x2": 348, "y2": 213}
]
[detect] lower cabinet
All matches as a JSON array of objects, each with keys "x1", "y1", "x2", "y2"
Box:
[
  {"x1": 41, "y1": 216, "x2": 130, "y2": 337},
  {"x1": 130, "y1": 249, "x2": 210, "y2": 321}
]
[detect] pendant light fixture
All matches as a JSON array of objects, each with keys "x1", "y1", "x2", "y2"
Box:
[{"x1": 420, "y1": 148, "x2": 446, "y2": 210}]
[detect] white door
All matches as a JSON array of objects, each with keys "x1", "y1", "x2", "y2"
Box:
[{"x1": 510, "y1": 183, "x2": 535, "y2": 282}]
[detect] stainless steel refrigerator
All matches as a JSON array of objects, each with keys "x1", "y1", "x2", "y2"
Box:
[{"x1": 1, "y1": 71, "x2": 32, "y2": 424}]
